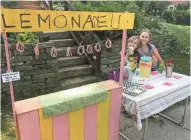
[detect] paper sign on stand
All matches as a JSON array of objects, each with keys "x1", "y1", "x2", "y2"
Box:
[{"x1": 2, "y1": 72, "x2": 20, "y2": 83}]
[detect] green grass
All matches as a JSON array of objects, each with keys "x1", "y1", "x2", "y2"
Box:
[
  {"x1": 1, "y1": 115, "x2": 16, "y2": 140},
  {"x1": 1, "y1": 100, "x2": 16, "y2": 140}
]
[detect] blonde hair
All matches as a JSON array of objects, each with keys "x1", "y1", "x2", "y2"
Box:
[{"x1": 128, "y1": 35, "x2": 141, "y2": 48}]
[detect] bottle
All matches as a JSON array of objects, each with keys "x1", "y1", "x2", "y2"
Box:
[{"x1": 135, "y1": 68, "x2": 140, "y2": 76}]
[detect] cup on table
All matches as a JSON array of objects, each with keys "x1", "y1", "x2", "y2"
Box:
[
  {"x1": 128, "y1": 47, "x2": 134, "y2": 55},
  {"x1": 165, "y1": 60, "x2": 175, "y2": 78}
]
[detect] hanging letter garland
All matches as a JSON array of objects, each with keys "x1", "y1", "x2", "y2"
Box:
[
  {"x1": 105, "y1": 39, "x2": 112, "y2": 48},
  {"x1": 66, "y1": 47, "x2": 73, "y2": 57},
  {"x1": 86, "y1": 45, "x2": 93, "y2": 54},
  {"x1": 16, "y1": 41, "x2": 25, "y2": 53},
  {"x1": 77, "y1": 43, "x2": 85, "y2": 56},
  {"x1": 94, "y1": 43, "x2": 101, "y2": 52},
  {"x1": 50, "y1": 46, "x2": 57, "y2": 57},
  {"x1": 34, "y1": 43, "x2": 40, "y2": 58}
]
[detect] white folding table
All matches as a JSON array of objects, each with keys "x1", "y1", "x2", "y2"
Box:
[{"x1": 120, "y1": 72, "x2": 190, "y2": 140}]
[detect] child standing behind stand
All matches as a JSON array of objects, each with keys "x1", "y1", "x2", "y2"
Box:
[
  {"x1": 124, "y1": 36, "x2": 140, "y2": 75},
  {"x1": 137, "y1": 31, "x2": 165, "y2": 71}
]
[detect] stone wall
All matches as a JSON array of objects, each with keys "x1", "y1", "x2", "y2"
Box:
[
  {"x1": 100, "y1": 39, "x2": 122, "y2": 73},
  {"x1": 1, "y1": 34, "x2": 190, "y2": 102},
  {"x1": 1, "y1": 43, "x2": 60, "y2": 102}
]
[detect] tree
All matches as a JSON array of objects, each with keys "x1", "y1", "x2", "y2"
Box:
[
  {"x1": 136, "y1": 1, "x2": 171, "y2": 17},
  {"x1": 176, "y1": 2, "x2": 190, "y2": 10}
]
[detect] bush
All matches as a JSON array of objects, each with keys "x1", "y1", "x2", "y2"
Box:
[
  {"x1": 174, "y1": 10, "x2": 190, "y2": 26},
  {"x1": 162, "y1": 10, "x2": 176, "y2": 24},
  {"x1": 162, "y1": 10, "x2": 190, "y2": 26},
  {"x1": 162, "y1": 23, "x2": 190, "y2": 55}
]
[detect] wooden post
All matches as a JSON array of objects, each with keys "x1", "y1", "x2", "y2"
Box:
[
  {"x1": 2, "y1": 32, "x2": 19, "y2": 139},
  {"x1": 119, "y1": 30, "x2": 127, "y2": 85}
]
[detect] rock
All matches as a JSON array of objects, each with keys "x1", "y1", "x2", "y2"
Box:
[
  {"x1": 15, "y1": 66, "x2": 33, "y2": 71},
  {"x1": 46, "y1": 78, "x2": 60, "y2": 84},
  {"x1": 33, "y1": 64, "x2": 52, "y2": 70},
  {"x1": 20, "y1": 76, "x2": 32, "y2": 81},
  {"x1": 33, "y1": 54, "x2": 54, "y2": 60},
  {"x1": 101, "y1": 58, "x2": 109, "y2": 64},
  {"x1": 25, "y1": 68, "x2": 57, "y2": 76},
  {"x1": 47, "y1": 59, "x2": 57, "y2": 64},
  {"x1": 11, "y1": 56, "x2": 33, "y2": 63},
  {"x1": 26, "y1": 60, "x2": 47, "y2": 65},
  {"x1": 109, "y1": 58, "x2": 120, "y2": 64},
  {"x1": 108, "y1": 62, "x2": 120, "y2": 68},
  {"x1": 32, "y1": 73, "x2": 58, "y2": 80}
]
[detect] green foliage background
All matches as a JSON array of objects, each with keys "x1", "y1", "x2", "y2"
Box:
[{"x1": 72, "y1": 1, "x2": 190, "y2": 56}]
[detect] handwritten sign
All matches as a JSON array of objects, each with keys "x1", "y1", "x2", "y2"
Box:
[
  {"x1": 1, "y1": 8, "x2": 135, "y2": 32},
  {"x1": 1, "y1": 72, "x2": 20, "y2": 83}
]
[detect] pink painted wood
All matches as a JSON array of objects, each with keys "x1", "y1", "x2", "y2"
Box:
[
  {"x1": 52, "y1": 113, "x2": 69, "y2": 140},
  {"x1": 84, "y1": 104, "x2": 97, "y2": 140},
  {"x1": 119, "y1": 30, "x2": 127, "y2": 85},
  {"x1": 15, "y1": 97, "x2": 42, "y2": 115},
  {"x1": 17, "y1": 110, "x2": 41, "y2": 140},
  {"x1": 109, "y1": 88, "x2": 122, "y2": 140},
  {"x1": 2, "y1": 33, "x2": 18, "y2": 138},
  {"x1": 99, "y1": 80, "x2": 121, "y2": 91}
]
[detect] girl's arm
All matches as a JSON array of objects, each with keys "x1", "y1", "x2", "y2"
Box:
[{"x1": 153, "y1": 48, "x2": 165, "y2": 68}]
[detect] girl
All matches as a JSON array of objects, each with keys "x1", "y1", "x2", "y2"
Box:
[
  {"x1": 124, "y1": 36, "x2": 140, "y2": 64},
  {"x1": 124, "y1": 36, "x2": 140, "y2": 75},
  {"x1": 137, "y1": 30, "x2": 165, "y2": 71}
]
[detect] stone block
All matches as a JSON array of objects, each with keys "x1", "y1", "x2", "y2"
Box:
[
  {"x1": 20, "y1": 72, "x2": 25, "y2": 77},
  {"x1": 1, "y1": 58, "x2": 6, "y2": 63},
  {"x1": 32, "y1": 78, "x2": 46, "y2": 84},
  {"x1": 33, "y1": 64, "x2": 52, "y2": 70},
  {"x1": 11, "y1": 56, "x2": 33, "y2": 63},
  {"x1": 14, "y1": 50, "x2": 33, "y2": 56},
  {"x1": 38, "y1": 43, "x2": 53, "y2": 49},
  {"x1": 109, "y1": 55, "x2": 120, "y2": 60},
  {"x1": 1, "y1": 63, "x2": 6, "y2": 67},
  {"x1": 108, "y1": 66, "x2": 119, "y2": 72},
  {"x1": 46, "y1": 78, "x2": 60, "y2": 84},
  {"x1": 101, "y1": 65, "x2": 108, "y2": 69},
  {"x1": 31, "y1": 83, "x2": 46, "y2": 89},
  {"x1": 101, "y1": 68, "x2": 109, "y2": 73},
  {"x1": 47, "y1": 59, "x2": 57, "y2": 64},
  {"x1": 13, "y1": 81, "x2": 33, "y2": 87},
  {"x1": 20, "y1": 76, "x2": 32, "y2": 81},
  {"x1": 113, "y1": 39, "x2": 121, "y2": 44},
  {"x1": 34, "y1": 54, "x2": 56, "y2": 60},
  {"x1": 108, "y1": 62, "x2": 119, "y2": 68},
  {"x1": 101, "y1": 58, "x2": 109, "y2": 64},
  {"x1": 101, "y1": 53, "x2": 110, "y2": 58},
  {"x1": 32, "y1": 73, "x2": 58, "y2": 80},
  {"x1": 11, "y1": 62, "x2": 24, "y2": 66},
  {"x1": 109, "y1": 58, "x2": 120, "y2": 64},
  {"x1": 15, "y1": 66, "x2": 33, "y2": 71},
  {"x1": 27, "y1": 60, "x2": 47, "y2": 65},
  {"x1": 25, "y1": 68, "x2": 57, "y2": 75}
]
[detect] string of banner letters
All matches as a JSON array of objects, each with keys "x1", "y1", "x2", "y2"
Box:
[{"x1": 7, "y1": 33, "x2": 122, "y2": 58}]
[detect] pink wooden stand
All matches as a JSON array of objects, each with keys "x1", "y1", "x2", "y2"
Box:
[{"x1": 15, "y1": 80, "x2": 122, "y2": 140}]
